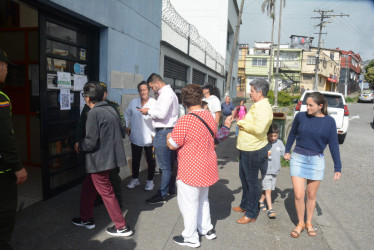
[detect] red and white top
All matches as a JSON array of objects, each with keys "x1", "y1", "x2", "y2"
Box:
[{"x1": 169, "y1": 110, "x2": 219, "y2": 187}]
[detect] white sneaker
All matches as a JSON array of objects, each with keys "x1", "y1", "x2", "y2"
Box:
[
  {"x1": 127, "y1": 179, "x2": 139, "y2": 189},
  {"x1": 145, "y1": 180, "x2": 154, "y2": 191}
]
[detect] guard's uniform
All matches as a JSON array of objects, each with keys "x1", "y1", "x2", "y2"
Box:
[
  {"x1": 0, "y1": 90, "x2": 23, "y2": 250},
  {"x1": 75, "y1": 99, "x2": 125, "y2": 207}
]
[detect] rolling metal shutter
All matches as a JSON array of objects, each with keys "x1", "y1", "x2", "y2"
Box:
[
  {"x1": 164, "y1": 57, "x2": 187, "y2": 81},
  {"x1": 208, "y1": 75, "x2": 217, "y2": 86},
  {"x1": 192, "y1": 69, "x2": 205, "y2": 85}
]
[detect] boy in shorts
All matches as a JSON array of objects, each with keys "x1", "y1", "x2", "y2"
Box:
[{"x1": 259, "y1": 124, "x2": 285, "y2": 218}]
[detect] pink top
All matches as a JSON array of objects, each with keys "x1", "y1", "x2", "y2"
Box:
[
  {"x1": 169, "y1": 110, "x2": 219, "y2": 187},
  {"x1": 238, "y1": 106, "x2": 246, "y2": 120}
]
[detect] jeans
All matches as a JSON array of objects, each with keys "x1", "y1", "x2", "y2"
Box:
[
  {"x1": 154, "y1": 128, "x2": 177, "y2": 197},
  {"x1": 239, "y1": 143, "x2": 270, "y2": 219}
]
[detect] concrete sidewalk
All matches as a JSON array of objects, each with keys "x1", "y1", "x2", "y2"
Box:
[{"x1": 10, "y1": 128, "x2": 330, "y2": 250}]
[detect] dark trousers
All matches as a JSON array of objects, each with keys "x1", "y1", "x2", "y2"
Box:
[
  {"x1": 238, "y1": 143, "x2": 270, "y2": 219},
  {"x1": 80, "y1": 171, "x2": 126, "y2": 229},
  {"x1": 0, "y1": 173, "x2": 17, "y2": 250},
  {"x1": 131, "y1": 143, "x2": 155, "y2": 180}
]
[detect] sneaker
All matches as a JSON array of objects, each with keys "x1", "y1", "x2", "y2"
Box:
[
  {"x1": 173, "y1": 235, "x2": 200, "y2": 248},
  {"x1": 145, "y1": 180, "x2": 154, "y2": 191},
  {"x1": 106, "y1": 225, "x2": 133, "y2": 237},
  {"x1": 71, "y1": 218, "x2": 95, "y2": 229},
  {"x1": 201, "y1": 229, "x2": 217, "y2": 240},
  {"x1": 146, "y1": 193, "x2": 167, "y2": 204},
  {"x1": 127, "y1": 178, "x2": 140, "y2": 189}
]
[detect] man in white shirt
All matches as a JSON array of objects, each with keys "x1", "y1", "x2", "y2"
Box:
[
  {"x1": 202, "y1": 84, "x2": 221, "y2": 126},
  {"x1": 139, "y1": 73, "x2": 178, "y2": 204}
]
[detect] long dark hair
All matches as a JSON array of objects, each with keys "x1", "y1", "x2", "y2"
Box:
[{"x1": 308, "y1": 92, "x2": 328, "y2": 115}]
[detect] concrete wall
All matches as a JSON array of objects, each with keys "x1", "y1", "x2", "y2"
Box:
[{"x1": 50, "y1": 0, "x2": 162, "y2": 104}]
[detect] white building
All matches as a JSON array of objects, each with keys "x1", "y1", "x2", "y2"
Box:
[{"x1": 161, "y1": 0, "x2": 240, "y2": 98}]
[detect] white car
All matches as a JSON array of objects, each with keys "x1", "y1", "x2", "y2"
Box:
[
  {"x1": 358, "y1": 89, "x2": 374, "y2": 103},
  {"x1": 294, "y1": 90, "x2": 349, "y2": 144}
]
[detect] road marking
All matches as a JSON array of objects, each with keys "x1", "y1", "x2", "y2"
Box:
[{"x1": 349, "y1": 115, "x2": 360, "y2": 120}]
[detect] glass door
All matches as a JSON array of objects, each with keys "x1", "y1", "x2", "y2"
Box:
[{"x1": 39, "y1": 12, "x2": 99, "y2": 199}]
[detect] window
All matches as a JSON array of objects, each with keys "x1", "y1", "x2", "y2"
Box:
[
  {"x1": 279, "y1": 52, "x2": 298, "y2": 61},
  {"x1": 323, "y1": 59, "x2": 327, "y2": 68},
  {"x1": 307, "y1": 56, "x2": 316, "y2": 65},
  {"x1": 252, "y1": 58, "x2": 267, "y2": 66},
  {"x1": 330, "y1": 52, "x2": 334, "y2": 60}
]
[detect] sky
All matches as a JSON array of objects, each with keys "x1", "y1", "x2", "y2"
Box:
[{"x1": 239, "y1": 0, "x2": 374, "y2": 61}]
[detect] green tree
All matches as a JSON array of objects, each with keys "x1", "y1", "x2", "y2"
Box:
[{"x1": 364, "y1": 59, "x2": 374, "y2": 88}]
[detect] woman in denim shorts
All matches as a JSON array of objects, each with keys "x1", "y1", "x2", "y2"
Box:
[{"x1": 284, "y1": 92, "x2": 342, "y2": 238}]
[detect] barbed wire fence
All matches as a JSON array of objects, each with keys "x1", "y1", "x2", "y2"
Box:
[{"x1": 162, "y1": 0, "x2": 225, "y2": 75}]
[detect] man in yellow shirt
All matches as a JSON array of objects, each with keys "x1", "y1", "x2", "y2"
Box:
[{"x1": 232, "y1": 78, "x2": 273, "y2": 224}]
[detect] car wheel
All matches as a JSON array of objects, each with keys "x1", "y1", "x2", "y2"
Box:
[{"x1": 338, "y1": 134, "x2": 346, "y2": 144}]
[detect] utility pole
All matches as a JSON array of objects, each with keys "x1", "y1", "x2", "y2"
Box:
[
  {"x1": 312, "y1": 10, "x2": 349, "y2": 91},
  {"x1": 344, "y1": 54, "x2": 351, "y2": 97},
  {"x1": 225, "y1": 0, "x2": 245, "y2": 96},
  {"x1": 273, "y1": 0, "x2": 284, "y2": 106}
]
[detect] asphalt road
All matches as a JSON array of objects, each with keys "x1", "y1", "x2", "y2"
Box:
[
  {"x1": 315, "y1": 103, "x2": 374, "y2": 250},
  {"x1": 10, "y1": 103, "x2": 374, "y2": 249}
]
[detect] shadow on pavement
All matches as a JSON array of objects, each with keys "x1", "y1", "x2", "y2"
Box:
[
  {"x1": 209, "y1": 179, "x2": 242, "y2": 227},
  {"x1": 121, "y1": 171, "x2": 171, "y2": 229}
]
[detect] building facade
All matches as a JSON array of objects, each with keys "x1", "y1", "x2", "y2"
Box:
[
  {"x1": 301, "y1": 48, "x2": 341, "y2": 92},
  {"x1": 245, "y1": 42, "x2": 302, "y2": 94},
  {"x1": 0, "y1": 0, "x2": 162, "y2": 202},
  {"x1": 336, "y1": 48, "x2": 362, "y2": 95}
]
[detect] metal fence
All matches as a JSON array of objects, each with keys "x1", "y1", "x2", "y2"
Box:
[{"x1": 162, "y1": 0, "x2": 225, "y2": 75}]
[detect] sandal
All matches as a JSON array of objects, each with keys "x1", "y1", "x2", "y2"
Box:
[
  {"x1": 306, "y1": 223, "x2": 317, "y2": 237},
  {"x1": 290, "y1": 223, "x2": 305, "y2": 238},
  {"x1": 259, "y1": 202, "x2": 267, "y2": 211},
  {"x1": 267, "y1": 209, "x2": 276, "y2": 219}
]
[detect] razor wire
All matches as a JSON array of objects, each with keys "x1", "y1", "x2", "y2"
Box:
[{"x1": 162, "y1": 0, "x2": 225, "y2": 72}]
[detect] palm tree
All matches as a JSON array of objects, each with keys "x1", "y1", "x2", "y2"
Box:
[
  {"x1": 262, "y1": 0, "x2": 286, "y2": 106},
  {"x1": 261, "y1": 0, "x2": 276, "y2": 86}
]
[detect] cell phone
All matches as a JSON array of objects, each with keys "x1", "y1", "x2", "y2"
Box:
[{"x1": 136, "y1": 106, "x2": 141, "y2": 109}]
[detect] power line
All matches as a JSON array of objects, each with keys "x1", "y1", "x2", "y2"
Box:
[{"x1": 311, "y1": 9, "x2": 349, "y2": 90}]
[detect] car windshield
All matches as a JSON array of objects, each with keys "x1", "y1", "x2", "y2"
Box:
[
  {"x1": 362, "y1": 89, "x2": 372, "y2": 94},
  {"x1": 302, "y1": 93, "x2": 344, "y2": 108}
]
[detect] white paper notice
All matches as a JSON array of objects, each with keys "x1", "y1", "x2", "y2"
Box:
[
  {"x1": 57, "y1": 72, "x2": 71, "y2": 88},
  {"x1": 73, "y1": 74, "x2": 88, "y2": 91},
  {"x1": 60, "y1": 89, "x2": 71, "y2": 110}
]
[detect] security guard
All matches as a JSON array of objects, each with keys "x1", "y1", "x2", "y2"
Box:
[
  {"x1": 74, "y1": 82, "x2": 125, "y2": 208},
  {"x1": 0, "y1": 49, "x2": 28, "y2": 250}
]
